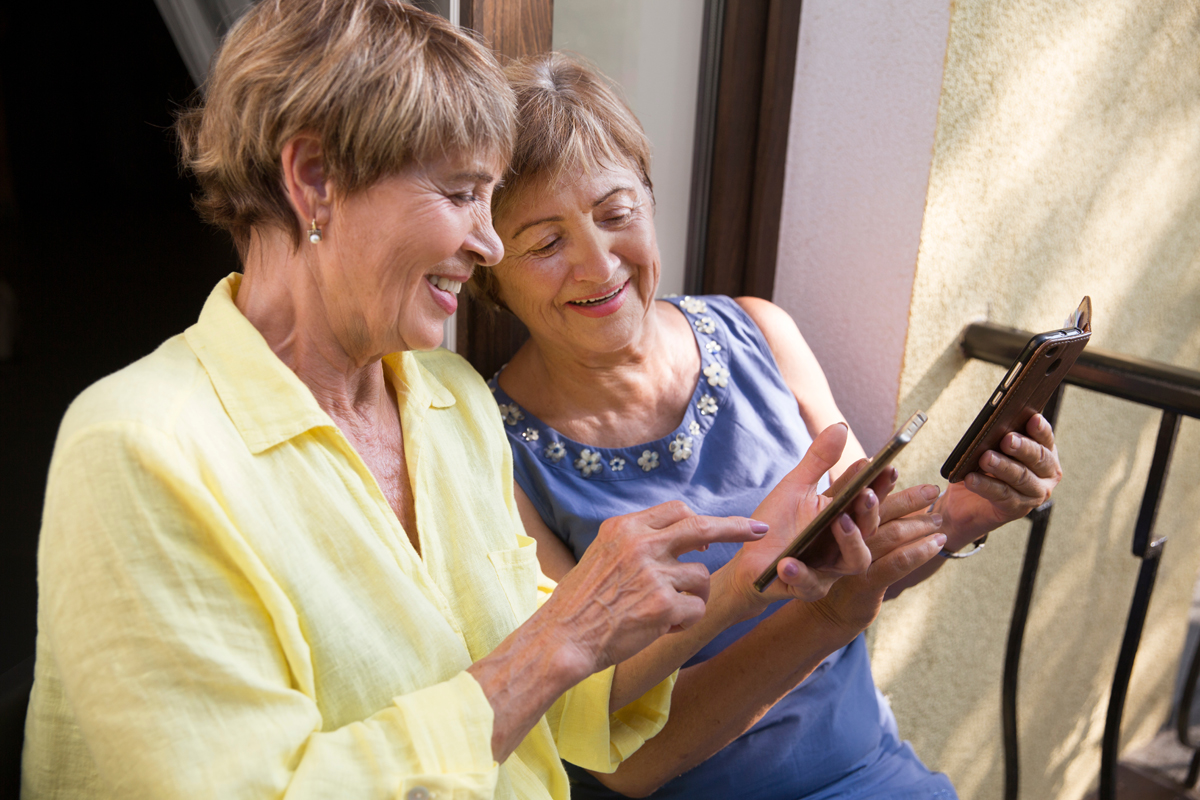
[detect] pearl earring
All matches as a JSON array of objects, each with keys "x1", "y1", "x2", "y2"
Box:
[{"x1": 308, "y1": 219, "x2": 322, "y2": 244}]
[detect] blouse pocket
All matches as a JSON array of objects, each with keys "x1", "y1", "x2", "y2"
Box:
[{"x1": 488, "y1": 535, "x2": 541, "y2": 622}]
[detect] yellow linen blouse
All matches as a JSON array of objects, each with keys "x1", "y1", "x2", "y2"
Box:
[{"x1": 22, "y1": 274, "x2": 673, "y2": 799}]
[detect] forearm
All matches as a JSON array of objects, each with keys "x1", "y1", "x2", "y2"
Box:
[
  {"x1": 467, "y1": 607, "x2": 592, "y2": 763},
  {"x1": 595, "y1": 601, "x2": 847, "y2": 797},
  {"x1": 608, "y1": 568, "x2": 755, "y2": 711}
]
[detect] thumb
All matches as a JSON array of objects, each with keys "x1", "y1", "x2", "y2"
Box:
[{"x1": 779, "y1": 422, "x2": 847, "y2": 491}]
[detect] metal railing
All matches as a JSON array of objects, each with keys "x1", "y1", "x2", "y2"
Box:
[{"x1": 958, "y1": 321, "x2": 1200, "y2": 800}]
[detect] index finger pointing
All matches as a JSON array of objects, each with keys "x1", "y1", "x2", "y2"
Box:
[{"x1": 662, "y1": 514, "x2": 769, "y2": 557}]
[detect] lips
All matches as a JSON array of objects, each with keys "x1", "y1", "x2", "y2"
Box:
[{"x1": 568, "y1": 283, "x2": 625, "y2": 306}]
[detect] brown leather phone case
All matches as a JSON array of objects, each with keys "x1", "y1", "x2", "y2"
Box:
[{"x1": 942, "y1": 331, "x2": 1089, "y2": 483}]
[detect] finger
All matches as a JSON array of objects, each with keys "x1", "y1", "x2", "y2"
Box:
[
  {"x1": 786, "y1": 423, "x2": 848, "y2": 493},
  {"x1": 666, "y1": 591, "x2": 708, "y2": 633},
  {"x1": 770, "y1": 557, "x2": 837, "y2": 602},
  {"x1": 1023, "y1": 413, "x2": 1056, "y2": 448},
  {"x1": 623, "y1": 499, "x2": 697, "y2": 530},
  {"x1": 670, "y1": 562, "x2": 712, "y2": 604},
  {"x1": 865, "y1": 532, "x2": 947, "y2": 590},
  {"x1": 868, "y1": 465, "x2": 899, "y2": 505},
  {"x1": 825, "y1": 455, "x2": 869, "y2": 498},
  {"x1": 978, "y1": 449, "x2": 1042, "y2": 498},
  {"x1": 879, "y1": 483, "x2": 940, "y2": 524},
  {"x1": 868, "y1": 513, "x2": 942, "y2": 561},
  {"x1": 849, "y1": 488, "x2": 881, "y2": 545},
  {"x1": 999, "y1": 430, "x2": 1060, "y2": 480},
  {"x1": 963, "y1": 470, "x2": 1023, "y2": 508},
  {"x1": 661, "y1": 514, "x2": 769, "y2": 557},
  {"x1": 832, "y1": 512, "x2": 871, "y2": 574}
]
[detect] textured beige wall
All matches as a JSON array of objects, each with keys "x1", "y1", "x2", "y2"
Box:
[{"x1": 872, "y1": 1, "x2": 1200, "y2": 798}]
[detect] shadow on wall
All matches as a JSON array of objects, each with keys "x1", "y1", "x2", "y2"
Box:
[{"x1": 875, "y1": 0, "x2": 1200, "y2": 797}]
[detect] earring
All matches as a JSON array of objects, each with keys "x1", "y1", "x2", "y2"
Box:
[{"x1": 308, "y1": 218, "x2": 322, "y2": 244}]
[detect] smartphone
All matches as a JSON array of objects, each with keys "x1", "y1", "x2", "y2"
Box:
[
  {"x1": 940, "y1": 296, "x2": 1092, "y2": 483},
  {"x1": 753, "y1": 410, "x2": 928, "y2": 592}
]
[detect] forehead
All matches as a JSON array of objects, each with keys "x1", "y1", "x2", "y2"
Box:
[{"x1": 499, "y1": 161, "x2": 644, "y2": 228}]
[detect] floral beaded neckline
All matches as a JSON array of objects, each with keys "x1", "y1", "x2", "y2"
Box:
[{"x1": 490, "y1": 296, "x2": 732, "y2": 481}]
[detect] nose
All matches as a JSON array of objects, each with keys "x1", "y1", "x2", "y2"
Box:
[
  {"x1": 466, "y1": 213, "x2": 505, "y2": 269},
  {"x1": 571, "y1": 226, "x2": 620, "y2": 284}
]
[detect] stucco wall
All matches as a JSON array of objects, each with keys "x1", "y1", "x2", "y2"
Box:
[
  {"x1": 774, "y1": 0, "x2": 949, "y2": 452},
  {"x1": 872, "y1": 1, "x2": 1200, "y2": 797}
]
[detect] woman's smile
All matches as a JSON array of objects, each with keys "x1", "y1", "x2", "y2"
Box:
[{"x1": 566, "y1": 280, "x2": 629, "y2": 317}]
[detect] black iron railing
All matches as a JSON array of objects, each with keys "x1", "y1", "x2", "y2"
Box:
[{"x1": 958, "y1": 321, "x2": 1200, "y2": 800}]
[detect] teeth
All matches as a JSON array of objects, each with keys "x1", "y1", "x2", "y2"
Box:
[
  {"x1": 571, "y1": 286, "x2": 622, "y2": 306},
  {"x1": 428, "y1": 276, "x2": 462, "y2": 294}
]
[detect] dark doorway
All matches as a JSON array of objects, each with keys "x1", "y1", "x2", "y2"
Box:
[{"x1": 0, "y1": 1, "x2": 239, "y2": 672}]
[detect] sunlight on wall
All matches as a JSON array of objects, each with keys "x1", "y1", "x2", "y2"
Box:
[{"x1": 875, "y1": 1, "x2": 1200, "y2": 797}]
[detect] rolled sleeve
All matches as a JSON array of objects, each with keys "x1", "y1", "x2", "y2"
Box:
[{"x1": 548, "y1": 666, "x2": 676, "y2": 774}]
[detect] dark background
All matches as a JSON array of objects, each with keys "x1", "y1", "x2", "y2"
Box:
[{"x1": 0, "y1": 2, "x2": 239, "y2": 672}]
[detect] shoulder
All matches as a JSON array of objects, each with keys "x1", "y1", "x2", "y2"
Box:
[
  {"x1": 733, "y1": 296, "x2": 801, "y2": 342},
  {"x1": 57, "y1": 334, "x2": 209, "y2": 447},
  {"x1": 413, "y1": 347, "x2": 491, "y2": 397}
]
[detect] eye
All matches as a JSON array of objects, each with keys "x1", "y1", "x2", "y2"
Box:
[
  {"x1": 450, "y1": 193, "x2": 478, "y2": 206},
  {"x1": 528, "y1": 236, "x2": 561, "y2": 256}
]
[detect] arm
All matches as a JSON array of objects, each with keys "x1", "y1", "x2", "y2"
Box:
[
  {"x1": 519, "y1": 425, "x2": 942, "y2": 795},
  {"x1": 43, "y1": 424, "x2": 770, "y2": 796},
  {"x1": 736, "y1": 296, "x2": 1063, "y2": 598},
  {"x1": 592, "y1": 484, "x2": 946, "y2": 797},
  {"x1": 735, "y1": 296, "x2": 868, "y2": 478}
]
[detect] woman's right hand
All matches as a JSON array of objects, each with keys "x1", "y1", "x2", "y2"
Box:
[{"x1": 540, "y1": 502, "x2": 771, "y2": 677}]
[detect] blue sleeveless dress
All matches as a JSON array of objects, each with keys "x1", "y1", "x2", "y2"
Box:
[{"x1": 491, "y1": 296, "x2": 956, "y2": 800}]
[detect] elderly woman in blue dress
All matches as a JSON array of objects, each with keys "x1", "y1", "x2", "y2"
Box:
[{"x1": 478, "y1": 54, "x2": 1064, "y2": 799}]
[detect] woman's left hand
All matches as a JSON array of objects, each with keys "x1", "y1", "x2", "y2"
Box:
[
  {"x1": 939, "y1": 413, "x2": 1063, "y2": 544},
  {"x1": 722, "y1": 424, "x2": 883, "y2": 610}
]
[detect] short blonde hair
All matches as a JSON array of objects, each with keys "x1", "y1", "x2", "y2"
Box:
[
  {"x1": 176, "y1": 0, "x2": 515, "y2": 254},
  {"x1": 475, "y1": 52, "x2": 653, "y2": 310}
]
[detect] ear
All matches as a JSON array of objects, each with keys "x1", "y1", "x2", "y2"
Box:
[{"x1": 280, "y1": 134, "x2": 330, "y2": 231}]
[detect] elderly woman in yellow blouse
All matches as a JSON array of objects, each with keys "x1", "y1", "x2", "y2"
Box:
[{"x1": 17, "y1": 2, "x2": 931, "y2": 799}]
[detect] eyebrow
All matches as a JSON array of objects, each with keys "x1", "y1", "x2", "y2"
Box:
[
  {"x1": 448, "y1": 171, "x2": 497, "y2": 184},
  {"x1": 510, "y1": 185, "x2": 636, "y2": 239}
]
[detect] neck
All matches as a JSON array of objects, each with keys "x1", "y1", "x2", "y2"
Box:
[
  {"x1": 236, "y1": 230, "x2": 391, "y2": 423},
  {"x1": 501, "y1": 302, "x2": 699, "y2": 442}
]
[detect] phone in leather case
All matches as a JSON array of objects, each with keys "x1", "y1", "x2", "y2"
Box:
[
  {"x1": 754, "y1": 410, "x2": 927, "y2": 592},
  {"x1": 940, "y1": 297, "x2": 1092, "y2": 483}
]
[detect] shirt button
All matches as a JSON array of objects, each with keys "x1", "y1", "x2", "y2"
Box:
[{"x1": 406, "y1": 788, "x2": 432, "y2": 800}]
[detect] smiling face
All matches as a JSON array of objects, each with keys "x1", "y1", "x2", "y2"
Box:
[
  {"x1": 491, "y1": 161, "x2": 662, "y2": 358},
  {"x1": 318, "y1": 152, "x2": 504, "y2": 357}
]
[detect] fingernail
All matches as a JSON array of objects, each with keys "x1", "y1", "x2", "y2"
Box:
[
  {"x1": 864, "y1": 490, "x2": 877, "y2": 509},
  {"x1": 835, "y1": 422, "x2": 848, "y2": 431},
  {"x1": 967, "y1": 474, "x2": 979, "y2": 488},
  {"x1": 889, "y1": 466, "x2": 899, "y2": 482},
  {"x1": 984, "y1": 453, "x2": 997, "y2": 468},
  {"x1": 749, "y1": 520, "x2": 769, "y2": 534},
  {"x1": 933, "y1": 534, "x2": 947, "y2": 548},
  {"x1": 838, "y1": 513, "x2": 853, "y2": 532},
  {"x1": 922, "y1": 484, "x2": 940, "y2": 501},
  {"x1": 1009, "y1": 434, "x2": 1022, "y2": 448},
  {"x1": 930, "y1": 514, "x2": 943, "y2": 528},
  {"x1": 782, "y1": 561, "x2": 799, "y2": 578}
]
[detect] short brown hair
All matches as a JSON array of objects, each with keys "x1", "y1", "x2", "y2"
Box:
[
  {"x1": 176, "y1": 0, "x2": 515, "y2": 255},
  {"x1": 472, "y1": 53, "x2": 653, "y2": 311}
]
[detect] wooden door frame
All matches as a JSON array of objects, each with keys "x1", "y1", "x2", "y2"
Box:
[
  {"x1": 689, "y1": 0, "x2": 803, "y2": 300},
  {"x1": 454, "y1": 0, "x2": 551, "y2": 379}
]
